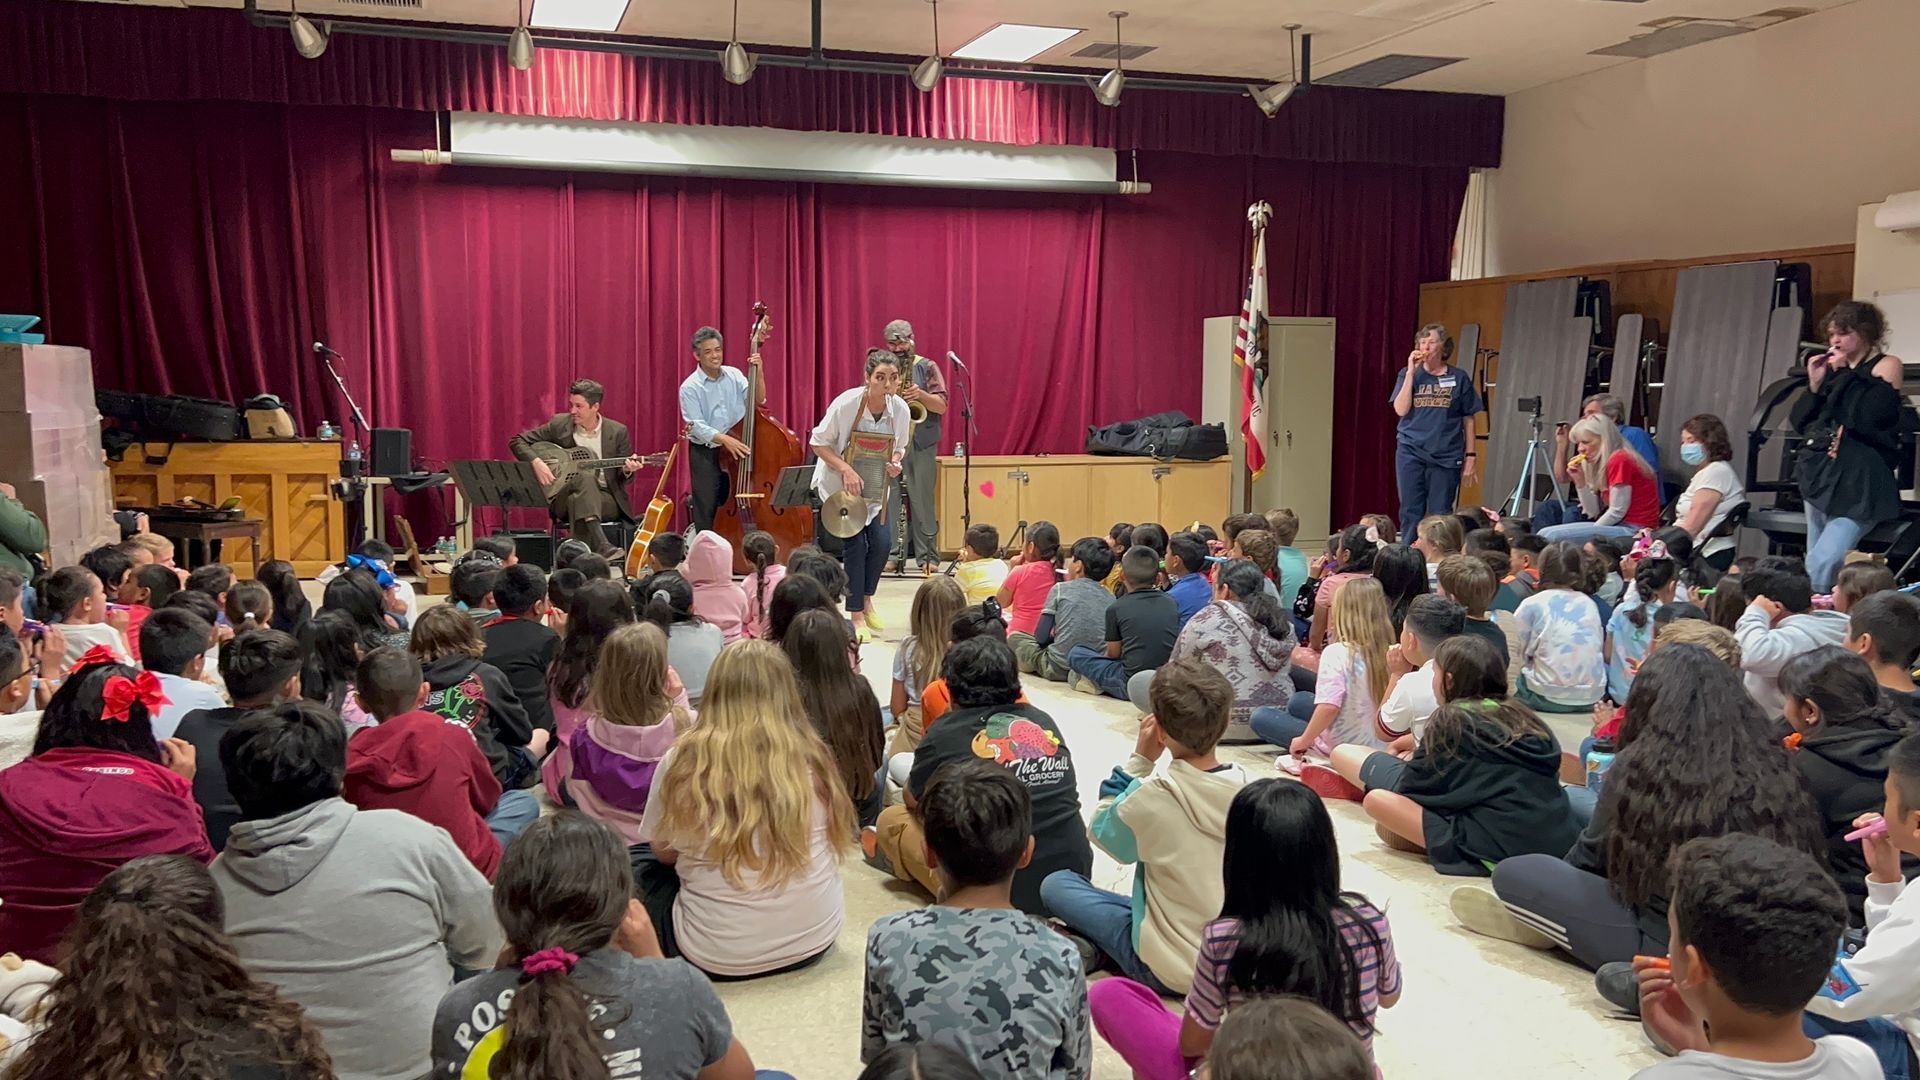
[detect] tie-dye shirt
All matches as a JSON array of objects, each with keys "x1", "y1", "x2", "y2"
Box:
[{"x1": 1514, "y1": 588, "x2": 1607, "y2": 706}]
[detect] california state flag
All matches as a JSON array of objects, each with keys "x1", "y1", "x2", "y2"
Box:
[{"x1": 1234, "y1": 204, "x2": 1271, "y2": 479}]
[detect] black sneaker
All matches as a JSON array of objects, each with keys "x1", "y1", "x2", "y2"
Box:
[
  {"x1": 1048, "y1": 921, "x2": 1104, "y2": 975},
  {"x1": 1595, "y1": 961, "x2": 1641, "y2": 1016}
]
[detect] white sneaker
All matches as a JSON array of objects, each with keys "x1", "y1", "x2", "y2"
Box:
[{"x1": 1449, "y1": 886, "x2": 1555, "y2": 950}]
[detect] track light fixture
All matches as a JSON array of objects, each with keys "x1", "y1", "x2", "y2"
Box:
[
  {"x1": 911, "y1": 0, "x2": 944, "y2": 92},
  {"x1": 720, "y1": 0, "x2": 756, "y2": 85},
  {"x1": 1247, "y1": 24, "x2": 1300, "y2": 117},
  {"x1": 289, "y1": 0, "x2": 328, "y2": 59},
  {"x1": 1087, "y1": 11, "x2": 1126, "y2": 107},
  {"x1": 508, "y1": 26, "x2": 534, "y2": 70}
]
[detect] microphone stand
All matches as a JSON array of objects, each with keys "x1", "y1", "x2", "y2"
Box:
[
  {"x1": 942, "y1": 352, "x2": 977, "y2": 577},
  {"x1": 315, "y1": 343, "x2": 372, "y2": 548}
]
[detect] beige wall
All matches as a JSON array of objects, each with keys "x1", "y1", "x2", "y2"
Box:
[{"x1": 1486, "y1": 0, "x2": 1920, "y2": 276}]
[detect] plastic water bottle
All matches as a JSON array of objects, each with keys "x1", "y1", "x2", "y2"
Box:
[
  {"x1": 347, "y1": 441, "x2": 363, "y2": 466},
  {"x1": 318, "y1": 420, "x2": 338, "y2": 440},
  {"x1": 1585, "y1": 735, "x2": 1617, "y2": 795}
]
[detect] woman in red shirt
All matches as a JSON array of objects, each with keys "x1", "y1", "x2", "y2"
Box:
[{"x1": 1539, "y1": 414, "x2": 1661, "y2": 546}]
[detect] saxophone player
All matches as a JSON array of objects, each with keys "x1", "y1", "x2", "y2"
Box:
[{"x1": 884, "y1": 319, "x2": 949, "y2": 576}]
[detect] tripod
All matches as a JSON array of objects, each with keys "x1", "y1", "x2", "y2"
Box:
[{"x1": 1501, "y1": 408, "x2": 1566, "y2": 521}]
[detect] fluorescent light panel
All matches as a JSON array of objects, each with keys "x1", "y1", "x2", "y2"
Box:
[
  {"x1": 530, "y1": 0, "x2": 630, "y2": 32},
  {"x1": 951, "y1": 23, "x2": 1082, "y2": 62}
]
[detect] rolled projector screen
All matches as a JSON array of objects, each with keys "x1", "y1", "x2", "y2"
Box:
[{"x1": 1873, "y1": 190, "x2": 1920, "y2": 233}]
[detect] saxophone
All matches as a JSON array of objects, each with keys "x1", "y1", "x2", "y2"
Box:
[{"x1": 906, "y1": 355, "x2": 930, "y2": 440}]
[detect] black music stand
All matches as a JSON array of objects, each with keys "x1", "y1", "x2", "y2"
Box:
[
  {"x1": 449, "y1": 460, "x2": 551, "y2": 543},
  {"x1": 772, "y1": 465, "x2": 814, "y2": 509}
]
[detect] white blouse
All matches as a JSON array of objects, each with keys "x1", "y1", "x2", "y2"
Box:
[{"x1": 809, "y1": 386, "x2": 911, "y2": 524}]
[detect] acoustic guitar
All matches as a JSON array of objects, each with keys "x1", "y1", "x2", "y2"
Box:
[
  {"x1": 526, "y1": 442, "x2": 667, "y2": 501},
  {"x1": 624, "y1": 425, "x2": 692, "y2": 579}
]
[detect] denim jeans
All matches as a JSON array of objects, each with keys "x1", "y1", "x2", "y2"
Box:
[
  {"x1": 1066, "y1": 644, "x2": 1129, "y2": 699},
  {"x1": 1248, "y1": 706, "x2": 1309, "y2": 748},
  {"x1": 485, "y1": 788, "x2": 540, "y2": 848},
  {"x1": 1537, "y1": 521, "x2": 1639, "y2": 546},
  {"x1": 843, "y1": 515, "x2": 892, "y2": 613},
  {"x1": 1804, "y1": 1013, "x2": 1917, "y2": 1080},
  {"x1": 1038, "y1": 870, "x2": 1169, "y2": 994},
  {"x1": 1805, "y1": 503, "x2": 1872, "y2": 593}
]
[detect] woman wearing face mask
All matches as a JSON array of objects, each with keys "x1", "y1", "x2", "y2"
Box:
[
  {"x1": 1794, "y1": 302, "x2": 1906, "y2": 592},
  {"x1": 1671, "y1": 414, "x2": 1748, "y2": 571}
]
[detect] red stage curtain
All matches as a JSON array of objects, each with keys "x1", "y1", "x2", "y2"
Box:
[
  {"x1": 0, "y1": 96, "x2": 1463, "y2": 529},
  {"x1": 0, "y1": 1, "x2": 1501, "y2": 169}
]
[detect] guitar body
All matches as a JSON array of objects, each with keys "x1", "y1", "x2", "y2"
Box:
[
  {"x1": 528, "y1": 441, "x2": 653, "y2": 502},
  {"x1": 711, "y1": 301, "x2": 811, "y2": 575},
  {"x1": 623, "y1": 430, "x2": 688, "y2": 578}
]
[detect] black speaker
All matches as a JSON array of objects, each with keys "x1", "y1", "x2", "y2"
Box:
[
  {"x1": 507, "y1": 529, "x2": 557, "y2": 571},
  {"x1": 370, "y1": 428, "x2": 412, "y2": 478}
]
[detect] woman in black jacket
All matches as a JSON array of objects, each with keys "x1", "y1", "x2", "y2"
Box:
[
  {"x1": 1793, "y1": 301, "x2": 1906, "y2": 591},
  {"x1": 1781, "y1": 645, "x2": 1914, "y2": 923}
]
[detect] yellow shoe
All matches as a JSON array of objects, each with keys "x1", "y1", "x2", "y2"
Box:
[{"x1": 865, "y1": 608, "x2": 885, "y2": 633}]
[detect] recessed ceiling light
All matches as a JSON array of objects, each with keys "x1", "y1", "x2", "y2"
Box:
[
  {"x1": 951, "y1": 23, "x2": 1082, "y2": 62},
  {"x1": 529, "y1": 0, "x2": 630, "y2": 32}
]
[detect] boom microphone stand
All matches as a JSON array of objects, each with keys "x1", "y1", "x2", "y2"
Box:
[
  {"x1": 314, "y1": 341, "x2": 372, "y2": 548},
  {"x1": 948, "y1": 351, "x2": 975, "y2": 532}
]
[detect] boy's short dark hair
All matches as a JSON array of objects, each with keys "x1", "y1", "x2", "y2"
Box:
[
  {"x1": 1131, "y1": 523, "x2": 1169, "y2": 556},
  {"x1": 221, "y1": 701, "x2": 347, "y2": 820},
  {"x1": 1404, "y1": 594, "x2": 1466, "y2": 649},
  {"x1": 1069, "y1": 537, "x2": 1115, "y2": 583},
  {"x1": 1235, "y1": 530, "x2": 1278, "y2": 576},
  {"x1": 1262, "y1": 509, "x2": 1300, "y2": 547},
  {"x1": 963, "y1": 524, "x2": 1000, "y2": 560},
  {"x1": 553, "y1": 538, "x2": 591, "y2": 570},
  {"x1": 161, "y1": 589, "x2": 221, "y2": 627},
  {"x1": 1836, "y1": 562, "x2": 1897, "y2": 609},
  {"x1": 1509, "y1": 533, "x2": 1546, "y2": 557},
  {"x1": 1851, "y1": 591, "x2": 1920, "y2": 668},
  {"x1": 941, "y1": 636, "x2": 1021, "y2": 709},
  {"x1": 218, "y1": 628, "x2": 306, "y2": 706},
  {"x1": 1149, "y1": 660, "x2": 1232, "y2": 754},
  {"x1": 1743, "y1": 556, "x2": 1814, "y2": 614},
  {"x1": 1668, "y1": 834, "x2": 1847, "y2": 1016},
  {"x1": 547, "y1": 567, "x2": 587, "y2": 613},
  {"x1": 133, "y1": 563, "x2": 181, "y2": 608},
  {"x1": 0, "y1": 635, "x2": 21, "y2": 684},
  {"x1": 80, "y1": 544, "x2": 133, "y2": 591},
  {"x1": 1436, "y1": 554, "x2": 1496, "y2": 615},
  {"x1": 356, "y1": 538, "x2": 396, "y2": 564},
  {"x1": 1121, "y1": 545, "x2": 1160, "y2": 589},
  {"x1": 791, "y1": 551, "x2": 849, "y2": 602},
  {"x1": 920, "y1": 760, "x2": 1032, "y2": 888},
  {"x1": 647, "y1": 532, "x2": 687, "y2": 569},
  {"x1": 1465, "y1": 527, "x2": 1509, "y2": 558},
  {"x1": 1167, "y1": 532, "x2": 1210, "y2": 576},
  {"x1": 355, "y1": 646, "x2": 425, "y2": 721},
  {"x1": 492, "y1": 564, "x2": 548, "y2": 616},
  {"x1": 0, "y1": 567, "x2": 21, "y2": 611},
  {"x1": 187, "y1": 563, "x2": 235, "y2": 600},
  {"x1": 572, "y1": 553, "x2": 612, "y2": 581},
  {"x1": 1891, "y1": 732, "x2": 1920, "y2": 817},
  {"x1": 41, "y1": 567, "x2": 101, "y2": 622},
  {"x1": 472, "y1": 535, "x2": 516, "y2": 562},
  {"x1": 138, "y1": 608, "x2": 213, "y2": 677},
  {"x1": 1219, "y1": 513, "x2": 1268, "y2": 543},
  {"x1": 451, "y1": 560, "x2": 501, "y2": 607}
]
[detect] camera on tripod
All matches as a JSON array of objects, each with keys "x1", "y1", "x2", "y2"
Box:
[{"x1": 1515, "y1": 395, "x2": 1543, "y2": 416}]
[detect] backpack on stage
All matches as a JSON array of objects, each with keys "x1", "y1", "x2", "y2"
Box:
[{"x1": 1084, "y1": 410, "x2": 1228, "y2": 462}]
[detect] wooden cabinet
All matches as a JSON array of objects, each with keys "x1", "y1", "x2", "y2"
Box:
[
  {"x1": 1201, "y1": 315, "x2": 1335, "y2": 543},
  {"x1": 935, "y1": 456, "x2": 1229, "y2": 554},
  {"x1": 110, "y1": 441, "x2": 346, "y2": 576}
]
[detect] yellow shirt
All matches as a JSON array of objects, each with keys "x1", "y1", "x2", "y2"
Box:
[{"x1": 953, "y1": 557, "x2": 1010, "y2": 604}]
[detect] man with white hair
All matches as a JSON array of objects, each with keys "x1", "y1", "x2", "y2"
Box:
[{"x1": 883, "y1": 319, "x2": 948, "y2": 575}]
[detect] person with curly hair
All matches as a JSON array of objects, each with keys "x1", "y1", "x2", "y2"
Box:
[{"x1": 3, "y1": 855, "x2": 333, "y2": 1080}]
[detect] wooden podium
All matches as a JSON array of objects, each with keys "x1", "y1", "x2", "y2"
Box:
[{"x1": 110, "y1": 440, "x2": 346, "y2": 576}]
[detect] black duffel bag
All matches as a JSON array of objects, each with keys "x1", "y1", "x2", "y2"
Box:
[{"x1": 1085, "y1": 410, "x2": 1228, "y2": 461}]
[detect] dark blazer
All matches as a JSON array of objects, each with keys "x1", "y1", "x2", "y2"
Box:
[{"x1": 510, "y1": 415, "x2": 634, "y2": 518}]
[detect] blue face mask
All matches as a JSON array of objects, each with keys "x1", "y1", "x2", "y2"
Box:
[{"x1": 1680, "y1": 442, "x2": 1706, "y2": 466}]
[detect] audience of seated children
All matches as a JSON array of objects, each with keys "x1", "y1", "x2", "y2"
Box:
[
  {"x1": 685, "y1": 530, "x2": 751, "y2": 642},
  {"x1": 1011, "y1": 537, "x2": 1115, "y2": 686},
  {"x1": 302, "y1": 609, "x2": 366, "y2": 725},
  {"x1": 1414, "y1": 514, "x2": 1466, "y2": 591},
  {"x1": 741, "y1": 529, "x2": 785, "y2": 639},
  {"x1": 873, "y1": 636, "x2": 1091, "y2": 913},
  {"x1": 549, "y1": 622, "x2": 686, "y2": 846},
  {"x1": 1296, "y1": 524, "x2": 1382, "y2": 663},
  {"x1": 1161, "y1": 531, "x2": 1214, "y2": 628},
  {"x1": 1490, "y1": 530, "x2": 1545, "y2": 613},
  {"x1": 1834, "y1": 560, "x2": 1898, "y2": 614},
  {"x1": 449, "y1": 558, "x2": 501, "y2": 625},
  {"x1": 637, "y1": 641, "x2": 850, "y2": 976},
  {"x1": 889, "y1": 574, "x2": 967, "y2": 756},
  {"x1": 1158, "y1": 560, "x2": 1294, "y2": 743},
  {"x1": 325, "y1": 568, "x2": 408, "y2": 649},
  {"x1": 543, "y1": 578, "x2": 638, "y2": 766},
  {"x1": 224, "y1": 579, "x2": 273, "y2": 637},
  {"x1": 480, "y1": 563, "x2": 559, "y2": 737},
  {"x1": 1511, "y1": 542, "x2": 1607, "y2": 715},
  {"x1": 176, "y1": 628, "x2": 306, "y2": 851},
  {"x1": 1088, "y1": 779, "x2": 1399, "y2": 1080},
  {"x1": 0, "y1": 854, "x2": 335, "y2": 1080},
  {"x1": 409, "y1": 604, "x2": 544, "y2": 795},
  {"x1": 631, "y1": 530, "x2": 687, "y2": 589},
  {"x1": 1373, "y1": 594, "x2": 1465, "y2": 754},
  {"x1": 954, "y1": 524, "x2": 1010, "y2": 604},
  {"x1": 1360, "y1": 638, "x2": 1582, "y2": 875},
  {"x1": 1457, "y1": 645, "x2": 1824, "y2": 970},
  {"x1": 784, "y1": 608, "x2": 885, "y2": 827},
  {"x1": 1199, "y1": 997, "x2": 1373, "y2": 1080},
  {"x1": 1735, "y1": 556, "x2": 1851, "y2": 715},
  {"x1": 786, "y1": 549, "x2": 863, "y2": 661},
  {"x1": 40, "y1": 565, "x2": 132, "y2": 666},
  {"x1": 211, "y1": 701, "x2": 500, "y2": 1080},
  {"x1": 1779, "y1": 645, "x2": 1914, "y2": 923},
  {"x1": 1045, "y1": 660, "x2": 1248, "y2": 994},
  {"x1": 1847, "y1": 590, "x2": 1920, "y2": 717},
  {"x1": 999, "y1": 521, "x2": 1066, "y2": 637},
  {"x1": 1604, "y1": 538, "x2": 1682, "y2": 703},
  {"x1": 863, "y1": 761, "x2": 1091, "y2": 1080},
  {"x1": 1254, "y1": 576, "x2": 1395, "y2": 767},
  {"x1": 257, "y1": 558, "x2": 312, "y2": 636},
  {"x1": 1437, "y1": 553, "x2": 1508, "y2": 666},
  {"x1": 911, "y1": 601, "x2": 1024, "y2": 735},
  {"x1": 138, "y1": 607, "x2": 225, "y2": 740},
  {"x1": 642, "y1": 570, "x2": 724, "y2": 708},
  {"x1": 342, "y1": 646, "x2": 519, "y2": 877},
  {"x1": 1327, "y1": 629, "x2": 1509, "y2": 796},
  {"x1": 0, "y1": 659, "x2": 211, "y2": 964},
  {"x1": 1630, "y1": 834, "x2": 1878, "y2": 1080},
  {"x1": 1067, "y1": 546, "x2": 1180, "y2": 701},
  {"x1": 433, "y1": 812, "x2": 786, "y2": 1080},
  {"x1": 1800, "y1": 731, "x2": 1920, "y2": 1078},
  {"x1": 317, "y1": 539, "x2": 419, "y2": 624},
  {"x1": 80, "y1": 543, "x2": 143, "y2": 661}
]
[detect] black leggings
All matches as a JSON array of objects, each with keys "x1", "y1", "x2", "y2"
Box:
[{"x1": 1490, "y1": 854, "x2": 1664, "y2": 969}]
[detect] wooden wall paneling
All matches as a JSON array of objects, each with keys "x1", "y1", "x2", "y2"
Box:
[{"x1": 110, "y1": 441, "x2": 345, "y2": 576}]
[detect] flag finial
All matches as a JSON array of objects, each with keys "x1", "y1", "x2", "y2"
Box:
[{"x1": 1246, "y1": 201, "x2": 1272, "y2": 230}]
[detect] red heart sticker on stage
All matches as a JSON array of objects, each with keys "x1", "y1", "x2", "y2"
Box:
[{"x1": 979, "y1": 480, "x2": 996, "y2": 499}]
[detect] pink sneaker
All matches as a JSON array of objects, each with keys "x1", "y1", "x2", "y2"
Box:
[{"x1": 1300, "y1": 762, "x2": 1364, "y2": 802}]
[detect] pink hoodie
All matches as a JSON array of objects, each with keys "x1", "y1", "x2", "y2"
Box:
[
  {"x1": 742, "y1": 563, "x2": 787, "y2": 640},
  {"x1": 686, "y1": 531, "x2": 751, "y2": 643}
]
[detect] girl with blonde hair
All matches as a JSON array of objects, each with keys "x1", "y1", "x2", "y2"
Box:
[
  {"x1": 551, "y1": 622, "x2": 690, "y2": 845},
  {"x1": 1539, "y1": 413, "x2": 1661, "y2": 545},
  {"x1": 638, "y1": 640, "x2": 852, "y2": 977},
  {"x1": 1251, "y1": 577, "x2": 1395, "y2": 789},
  {"x1": 888, "y1": 574, "x2": 967, "y2": 757}
]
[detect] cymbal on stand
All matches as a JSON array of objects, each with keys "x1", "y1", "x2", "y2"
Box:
[{"x1": 820, "y1": 491, "x2": 866, "y2": 539}]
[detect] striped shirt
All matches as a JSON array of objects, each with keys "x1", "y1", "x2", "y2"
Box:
[{"x1": 1183, "y1": 907, "x2": 1400, "y2": 1052}]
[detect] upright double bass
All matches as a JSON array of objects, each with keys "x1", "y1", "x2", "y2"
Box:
[{"x1": 712, "y1": 301, "x2": 811, "y2": 573}]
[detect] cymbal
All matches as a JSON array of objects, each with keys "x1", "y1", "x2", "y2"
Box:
[{"x1": 820, "y1": 491, "x2": 867, "y2": 539}]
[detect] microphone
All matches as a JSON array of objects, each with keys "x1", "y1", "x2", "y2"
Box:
[
  {"x1": 946, "y1": 351, "x2": 968, "y2": 371},
  {"x1": 313, "y1": 342, "x2": 340, "y2": 357}
]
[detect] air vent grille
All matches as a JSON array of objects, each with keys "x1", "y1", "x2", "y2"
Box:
[
  {"x1": 1318, "y1": 53, "x2": 1463, "y2": 87},
  {"x1": 1071, "y1": 42, "x2": 1157, "y2": 60}
]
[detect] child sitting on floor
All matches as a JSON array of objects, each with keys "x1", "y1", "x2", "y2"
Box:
[
  {"x1": 40, "y1": 566, "x2": 131, "y2": 666},
  {"x1": 410, "y1": 604, "x2": 545, "y2": 791},
  {"x1": 1847, "y1": 591, "x2": 1920, "y2": 717},
  {"x1": 481, "y1": 563, "x2": 559, "y2": 737},
  {"x1": 1201, "y1": 998, "x2": 1371, "y2": 1080},
  {"x1": 741, "y1": 529, "x2": 785, "y2": 639},
  {"x1": 953, "y1": 524, "x2": 1010, "y2": 604},
  {"x1": 1512, "y1": 542, "x2": 1606, "y2": 714},
  {"x1": 686, "y1": 530, "x2": 751, "y2": 643},
  {"x1": 1605, "y1": 538, "x2": 1682, "y2": 703},
  {"x1": 1010, "y1": 537, "x2": 1114, "y2": 685},
  {"x1": 175, "y1": 628, "x2": 307, "y2": 851},
  {"x1": 1835, "y1": 561, "x2": 1898, "y2": 614},
  {"x1": 1087, "y1": 779, "x2": 1399, "y2": 1080},
  {"x1": 862, "y1": 761, "x2": 1090, "y2": 1080},
  {"x1": 1162, "y1": 532, "x2": 1214, "y2": 628},
  {"x1": 1414, "y1": 514, "x2": 1465, "y2": 591},
  {"x1": 1067, "y1": 546, "x2": 1179, "y2": 701},
  {"x1": 1634, "y1": 834, "x2": 1877, "y2": 1080},
  {"x1": 1437, "y1": 553, "x2": 1508, "y2": 666},
  {"x1": 1490, "y1": 530, "x2": 1544, "y2": 613},
  {"x1": 1736, "y1": 556, "x2": 1851, "y2": 715},
  {"x1": 1263, "y1": 509, "x2": 1311, "y2": 608},
  {"x1": 1044, "y1": 660, "x2": 1247, "y2": 994},
  {"x1": 999, "y1": 521, "x2": 1064, "y2": 637},
  {"x1": 552, "y1": 622, "x2": 686, "y2": 846},
  {"x1": 889, "y1": 574, "x2": 967, "y2": 757},
  {"x1": 1253, "y1": 576, "x2": 1395, "y2": 771},
  {"x1": 449, "y1": 558, "x2": 501, "y2": 624}
]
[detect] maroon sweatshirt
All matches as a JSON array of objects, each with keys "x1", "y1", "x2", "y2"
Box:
[{"x1": 343, "y1": 711, "x2": 503, "y2": 878}]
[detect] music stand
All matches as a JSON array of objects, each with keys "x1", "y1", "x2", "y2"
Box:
[
  {"x1": 771, "y1": 465, "x2": 815, "y2": 509},
  {"x1": 450, "y1": 460, "x2": 551, "y2": 540}
]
